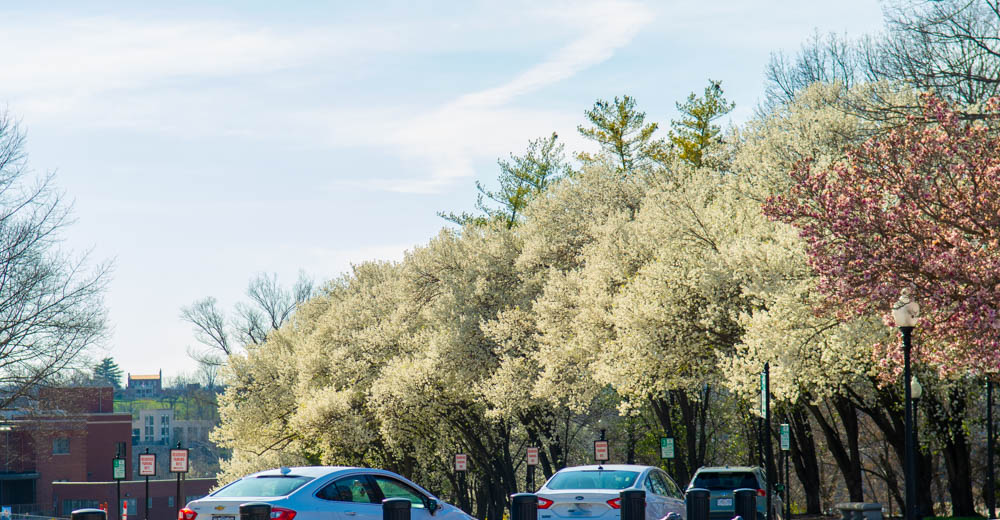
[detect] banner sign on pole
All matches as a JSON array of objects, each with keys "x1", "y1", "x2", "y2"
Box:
[
  {"x1": 780, "y1": 424, "x2": 791, "y2": 451},
  {"x1": 526, "y1": 447, "x2": 539, "y2": 466},
  {"x1": 594, "y1": 440, "x2": 609, "y2": 461},
  {"x1": 454, "y1": 453, "x2": 467, "y2": 471},
  {"x1": 139, "y1": 453, "x2": 157, "y2": 476},
  {"x1": 660, "y1": 437, "x2": 675, "y2": 459},
  {"x1": 170, "y1": 448, "x2": 189, "y2": 473},
  {"x1": 113, "y1": 458, "x2": 126, "y2": 480},
  {"x1": 123, "y1": 500, "x2": 128, "y2": 520},
  {"x1": 760, "y1": 372, "x2": 768, "y2": 416}
]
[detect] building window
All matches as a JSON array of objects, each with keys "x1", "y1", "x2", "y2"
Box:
[
  {"x1": 160, "y1": 415, "x2": 170, "y2": 439},
  {"x1": 145, "y1": 416, "x2": 154, "y2": 442},
  {"x1": 63, "y1": 500, "x2": 99, "y2": 515},
  {"x1": 167, "y1": 497, "x2": 174, "y2": 508},
  {"x1": 53, "y1": 438, "x2": 70, "y2": 455}
]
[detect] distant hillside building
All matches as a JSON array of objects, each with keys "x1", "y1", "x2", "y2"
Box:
[{"x1": 126, "y1": 371, "x2": 162, "y2": 397}]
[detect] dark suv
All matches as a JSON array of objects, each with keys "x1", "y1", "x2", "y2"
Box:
[{"x1": 686, "y1": 466, "x2": 782, "y2": 520}]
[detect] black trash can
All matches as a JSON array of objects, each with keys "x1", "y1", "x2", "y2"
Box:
[
  {"x1": 511, "y1": 493, "x2": 538, "y2": 520},
  {"x1": 686, "y1": 488, "x2": 710, "y2": 520},
  {"x1": 734, "y1": 489, "x2": 757, "y2": 520},
  {"x1": 621, "y1": 489, "x2": 645, "y2": 520},
  {"x1": 383, "y1": 498, "x2": 412, "y2": 520}
]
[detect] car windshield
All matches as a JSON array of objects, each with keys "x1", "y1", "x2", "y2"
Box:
[
  {"x1": 546, "y1": 470, "x2": 639, "y2": 490},
  {"x1": 213, "y1": 475, "x2": 315, "y2": 497},
  {"x1": 691, "y1": 472, "x2": 758, "y2": 491}
]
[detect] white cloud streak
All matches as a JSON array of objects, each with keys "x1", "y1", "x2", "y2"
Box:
[{"x1": 346, "y1": 0, "x2": 654, "y2": 193}]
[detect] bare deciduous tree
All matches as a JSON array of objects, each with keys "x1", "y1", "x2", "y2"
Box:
[
  {"x1": 0, "y1": 110, "x2": 110, "y2": 408},
  {"x1": 182, "y1": 271, "x2": 313, "y2": 371},
  {"x1": 763, "y1": 1, "x2": 1000, "y2": 120}
]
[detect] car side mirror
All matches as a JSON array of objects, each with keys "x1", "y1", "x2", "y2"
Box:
[{"x1": 426, "y1": 499, "x2": 439, "y2": 515}]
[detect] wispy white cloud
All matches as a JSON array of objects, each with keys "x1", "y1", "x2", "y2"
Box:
[
  {"x1": 340, "y1": 0, "x2": 654, "y2": 194},
  {"x1": 0, "y1": 15, "x2": 406, "y2": 121}
]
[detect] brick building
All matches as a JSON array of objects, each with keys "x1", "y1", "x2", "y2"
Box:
[
  {"x1": 0, "y1": 386, "x2": 215, "y2": 518},
  {"x1": 53, "y1": 477, "x2": 215, "y2": 520}
]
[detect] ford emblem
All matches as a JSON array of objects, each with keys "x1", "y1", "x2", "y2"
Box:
[{"x1": 576, "y1": 496, "x2": 584, "y2": 501}]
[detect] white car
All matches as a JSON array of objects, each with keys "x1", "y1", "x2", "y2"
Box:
[
  {"x1": 181, "y1": 467, "x2": 474, "y2": 520},
  {"x1": 536, "y1": 465, "x2": 685, "y2": 520}
]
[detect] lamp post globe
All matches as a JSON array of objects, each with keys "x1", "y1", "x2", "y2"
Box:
[
  {"x1": 910, "y1": 375, "x2": 922, "y2": 401},
  {"x1": 893, "y1": 290, "x2": 919, "y2": 520}
]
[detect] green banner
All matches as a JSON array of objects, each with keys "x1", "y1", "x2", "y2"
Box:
[
  {"x1": 660, "y1": 437, "x2": 675, "y2": 459},
  {"x1": 113, "y1": 458, "x2": 125, "y2": 480}
]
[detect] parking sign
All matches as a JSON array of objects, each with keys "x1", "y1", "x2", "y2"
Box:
[
  {"x1": 139, "y1": 453, "x2": 157, "y2": 476},
  {"x1": 594, "y1": 440, "x2": 609, "y2": 461},
  {"x1": 112, "y1": 458, "x2": 126, "y2": 480},
  {"x1": 455, "y1": 453, "x2": 467, "y2": 471},
  {"x1": 660, "y1": 437, "x2": 675, "y2": 459},
  {"x1": 170, "y1": 448, "x2": 189, "y2": 473},
  {"x1": 526, "y1": 447, "x2": 539, "y2": 466}
]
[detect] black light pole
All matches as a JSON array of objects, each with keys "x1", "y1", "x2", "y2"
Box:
[
  {"x1": 892, "y1": 290, "x2": 919, "y2": 520},
  {"x1": 763, "y1": 363, "x2": 774, "y2": 520},
  {"x1": 911, "y1": 375, "x2": 923, "y2": 520},
  {"x1": 988, "y1": 379, "x2": 995, "y2": 520}
]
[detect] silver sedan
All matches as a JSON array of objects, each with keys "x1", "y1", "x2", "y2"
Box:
[
  {"x1": 182, "y1": 466, "x2": 474, "y2": 520},
  {"x1": 536, "y1": 465, "x2": 685, "y2": 520}
]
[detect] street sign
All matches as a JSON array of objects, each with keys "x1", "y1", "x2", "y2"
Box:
[
  {"x1": 660, "y1": 437, "x2": 675, "y2": 459},
  {"x1": 526, "y1": 447, "x2": 539, "y2": 466},
  {"x1": 139, "y1": 453, "x2": 157, "y2": 476},
  {"x1": 113, "y1": 458, "x2": 126, "y2": 480},
  {"x1": 594, "y1": 440, "x2": 609, "y2": 461},
  {"x1": 170, "y1": 448, "x2": 189, "y2": 473},
  {"x1": 780, "y1": 424, "x2": 790, "y2": 451},
  {"x1": 455, "y1": 453, "x2": 467, "y2": 471},
  {"x1": 760, "y1": 372, "x2": 768, "y2": 416}
]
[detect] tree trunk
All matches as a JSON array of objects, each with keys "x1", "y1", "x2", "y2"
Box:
[
  {"x1": 925, "y1": 387, "x2": 976, "y2": 516},
  {"x1": 807, "y1": 395, "x2": 864, "y2": 501},
  {"x1": 786, "y1": 403, "x2": 822, "y2": 514}
]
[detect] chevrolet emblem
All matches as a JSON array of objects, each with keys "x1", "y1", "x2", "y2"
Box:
[{"x1": 215, "y1": 507, "x2": 225, "y2": 511}]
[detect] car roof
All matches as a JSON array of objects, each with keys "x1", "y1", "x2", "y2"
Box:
[
  {"x1": 694, "y1": 466, "x2": 759, "y2": 473},
  {"x1": 248, "y1": 466, "x2": 358, "y2": 478},
  {"x1": 555, "y1": 464, "x2": 656, "y2": 472}
]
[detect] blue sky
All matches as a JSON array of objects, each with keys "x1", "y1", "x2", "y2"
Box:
[{"x1": 0, "y1": 1, "x2": 885, "y2": 382}]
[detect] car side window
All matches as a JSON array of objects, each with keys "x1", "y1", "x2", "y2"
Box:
[
  {"x1": 654, "y1": 472, "x2": 680, "y2": 499},
  {"x1": 371, "y1": 476, "x2": 427, "y2": 509},
  {"x1": 317, "y1": 476, "x2": 377, "y2": 503},
  {"x1": 647, "y1": 472, "x2": 668, "y2": 496}
]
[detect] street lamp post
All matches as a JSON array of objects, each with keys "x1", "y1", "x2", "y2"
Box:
[
  {"x1": 988, "y1": 379, "x2": 995, "y2": 520},
  {"x1": 911, "y1": 375, "x2": 923, "y2": 520},
  {"x1": 892, "y1": 290, "x2": 920, "y2": 520}
]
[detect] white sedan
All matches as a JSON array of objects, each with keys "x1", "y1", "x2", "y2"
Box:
[
  {"x1": 182, "y1": 467, "x2": 474, "y2": 520},
  {"x1": 536, "y1": 465, "x2": 685, "y2": 520}
]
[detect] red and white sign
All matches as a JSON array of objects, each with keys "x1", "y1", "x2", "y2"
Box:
[
  {"x1": 594, "y1": 440, "x2": 609, "y2": 461},
  {"x1": 139, "y1": 453, "x2": 157, "y2": 476},
  {"x1": 526, "y1": 447, "x2": 539, "y2": 466},
  {"x1": 170, "y1": 448, "x2": 189, "y2": 473},
  {"x1": 454, "y1": 453, "x2": 467, "y2": 471},
  {"x1": 122, "y1": 500, "x2": 128, "y2": 520}
]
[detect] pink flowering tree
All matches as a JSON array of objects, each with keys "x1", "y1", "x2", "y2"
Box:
[{"x1": 764, "y1": 94, "x2": 1000, "y2": 374}]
